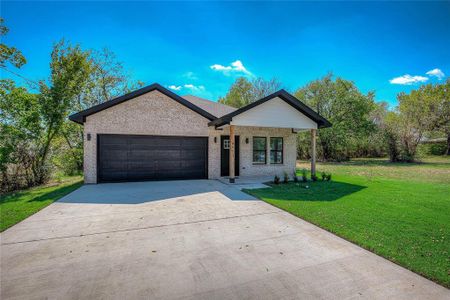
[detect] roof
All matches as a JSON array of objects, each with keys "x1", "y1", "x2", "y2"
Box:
[
  {"x1": 208, "y1": 89, "x2": 332, "y2": 129},
  {"x1": 68, "y1": 83, "x2": 216, "y2": 124},
  {"x1": 182, "y1": 95, "x2": 236, "y2": 118},
  {"x1": 69, "y1": 83, "x2": 331, "y2": 129}
]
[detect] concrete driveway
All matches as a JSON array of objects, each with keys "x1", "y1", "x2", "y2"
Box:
[{"x1": 1, "y1": 180, "x2": 448, "y2": 299}]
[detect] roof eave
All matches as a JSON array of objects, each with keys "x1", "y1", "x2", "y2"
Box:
[
  {"x1": 68, "y1": 83, "x2": 217, "y2": 125},
  {"x1": 207, "y1": 89, "x2": 332, "y2": 130}
]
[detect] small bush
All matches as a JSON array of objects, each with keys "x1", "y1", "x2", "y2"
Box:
[
  {"x1": 301, "y1": 169, "x2": 308, "y2": 182},
  {"x1": 273, "y1": 175, "x2": 280, "y2": 184},
  {"x1": 293, "y1": 171, "x2": 299, "y2": 183},
  {"x1": 321, "y1": 172, "x2": 327, "y2": 181},
  {"x1": 326, "y1": 173, "x2": 332, "y2": 181},
  {"x1": 283, "y1": 172, "x2": 289, "y2": 184},
  {"x1": 311, "y1": 174, "x2": 318, "y2": 182}
]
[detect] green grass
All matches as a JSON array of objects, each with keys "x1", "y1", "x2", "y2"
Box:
[
  {"x1": 0, "y1": 176, "x2": 83, "y2": 232},
  {"x1": 244, "y1": 156, "x2": 450, "y2": 288}
]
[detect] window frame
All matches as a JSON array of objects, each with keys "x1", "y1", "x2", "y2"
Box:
[
  {"x1": 252, "y1": 136, "x2": 267, "y2": 164},
  {"x1": 270, "y1": 137, "x2": 283, "y2": 164}
]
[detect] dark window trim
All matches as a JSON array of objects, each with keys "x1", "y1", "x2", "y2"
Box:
[
  {"x1": 253, "y1": 136, "x2": 267, "y2": 164},
  {"x1": 270, "y1": 137, "x2": 283, "y2": 164}
]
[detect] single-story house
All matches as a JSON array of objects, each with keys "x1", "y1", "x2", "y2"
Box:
[{"x1": 69, "y1": 83, "x2": 331, "y2": 184}]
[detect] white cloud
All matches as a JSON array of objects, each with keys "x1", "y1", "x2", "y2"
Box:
[
  {"x1": 184, "y1": 84, "x2": 205, "y2": 91},
  {"x1": 168, "y1": 85, "x2": 182, "y2": 91},
  {"x1": 183, "y1": 71, "x2": 198, "y2": 80},
  {"x1": 426, "y1": 68, "x2": 445, "y2": 80},
  {"x1": 168, "y1": 84, "x2": 206, "y2": 92},
  {"x1": 389, "y1": 75, "x2": 429, "y2": 85},
  {"x1": 210, "y1": 60, "x2": 253, "y2": 76}
]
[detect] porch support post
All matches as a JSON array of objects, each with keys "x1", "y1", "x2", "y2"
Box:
[
  {"x1": 229, "y1": 125, "x2": 235, "y2": 183},
  {"x1": 311, "y1": 129, "x2": 316, "y2": 176}
]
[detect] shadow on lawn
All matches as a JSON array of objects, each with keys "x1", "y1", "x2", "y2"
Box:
[
  {"x1": 1, "y1": 181, "x2": 83, "y2": 204},
  {"x1": 247, "y1": 181, "x2": 366, "y2": 202},
  {"x1": 28, "y1": 181, "x2": 83, "y2": 202}
]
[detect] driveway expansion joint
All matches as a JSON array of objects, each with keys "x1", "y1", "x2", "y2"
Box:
[{"x1": 2, "y1": 211, "x2": 281, "y2": 245}]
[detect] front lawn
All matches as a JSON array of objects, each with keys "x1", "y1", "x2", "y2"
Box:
[
  {"x1": 0, "y1": 176, "x2": 83, "y2": 232},
  {"x1": 244, "y1": 156, "x2": 450, "y2": 288}
]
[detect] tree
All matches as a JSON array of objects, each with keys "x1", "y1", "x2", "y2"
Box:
[
  {"x1": 218, "y1": 77, "x2": 253, "y2": 108},
  {"x1": 34, "y1": 40, "x2": 92, "y2": 183},
  {"x1": 0, "y1": 80, "x2": 42, "y2": 190},
  {"x1": 218, "y1": 77, "x2": 282, "y2": 108},
  {"x1": 251, "y1": 77, "x2": 282, "y2": 100},
  {"x1": 59, "y1": 45, "x2": 144, "y2": 173},
  {"x1": 295, "y1": 74, "x2": 377, "y2": 161},
  {"x1": 0, "y1": 18, "x2": 26, "y2": 68},
  {"x1": 382, "y1": 111, "x2": 402, "y2": 162},
  {"x1": 395, "y1": 79, "x2": 450, "y2": 160}
]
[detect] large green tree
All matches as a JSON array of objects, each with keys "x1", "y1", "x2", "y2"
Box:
[
  {"x1": 0, "y1": 80, "x2": 43, "y2": 189},
  {"x1": 394, "y1": 79, "x2": 450, "y2": 159},
  {"x1": 218, "y1": 77, "x2": 281, "y2": 108},
  {"x1": 59, "y1": 45, "x2": 144, "y2": 173},
  {"x1": 34, "y1": 40, "x2": 92, "y2": 182},
  {"x1": 0, "y1": 18, "x2": 26, "y2": 68},
  {"x1": 295, "y1": 74, "x2": 377, "y2": 161}
]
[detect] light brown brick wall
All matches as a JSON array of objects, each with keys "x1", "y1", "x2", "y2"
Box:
[
  {"x1": 83, "y1": 90, "x2": 209, "y2": 183},
  {"x1": 208, "y1": 126, "x2": 297, "y2": 179}
]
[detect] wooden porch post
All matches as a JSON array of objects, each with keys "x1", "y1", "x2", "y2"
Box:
[
  {"x1": 229, "y1": 125, "x2": 235, "y2": 183},
  {"x1": 311, "y1": 129, "x2": 316, "y2": 176}
]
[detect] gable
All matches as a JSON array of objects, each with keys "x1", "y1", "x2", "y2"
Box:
[
  {"x1": 208, "y1": 89, "x2": 331, "y2": 129},
  {"x1": 231, "y1": 97, "x2": 318, "y2": 129},
  {"x1": 69, "y1": 83, "x2": 216, "y2": 124},
  {"x1": 84, "y1": 90, "x2": 209, "y2": 136}
]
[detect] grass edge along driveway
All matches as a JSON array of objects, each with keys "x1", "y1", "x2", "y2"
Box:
[
  {"x1": 1, "y1": 177, "x2": 83, "y2": 232},
  {"x1": 244, "y1": 172, "x2": 450, "y2": 288}
]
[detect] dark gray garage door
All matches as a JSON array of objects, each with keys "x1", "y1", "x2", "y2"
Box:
[{"x1": 98, "y1": 134, "x2": 208, "y2": 183}]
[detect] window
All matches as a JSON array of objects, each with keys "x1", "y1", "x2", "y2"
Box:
[
  {"x1": 253, "y1": 137, "x2": 266, "y2": 164},
  {"x1": 223, "y1": 139, "x2": 230, "y2": 149},
  {"x1": 270, "y1": 137, "x2": 283, "y2": 164}
]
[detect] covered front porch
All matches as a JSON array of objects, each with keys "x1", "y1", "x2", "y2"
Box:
[
  {"x1": 207, "y1": 90, "x2": 330, "y2": 183},
  {"x1": 209, "y1": 125, "x2": 317, "y2": 184}
]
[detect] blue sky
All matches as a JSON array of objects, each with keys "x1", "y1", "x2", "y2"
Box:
[{"x1": 2, "y1": 1, "x2": 449, "y2": 106}]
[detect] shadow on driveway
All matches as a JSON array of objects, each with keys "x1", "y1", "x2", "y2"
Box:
[{"x1": 58, "y1": 179, "x2": 259, "y2": 204}]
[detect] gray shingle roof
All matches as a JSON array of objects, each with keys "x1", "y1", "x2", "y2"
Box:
[{"x1": 182, "y1": 95, "x2": 236, "y2": 118}]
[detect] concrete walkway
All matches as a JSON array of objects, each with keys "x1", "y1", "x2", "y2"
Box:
[{"x1": 1, "y1": 180, "x2": 448, "y2": 299}]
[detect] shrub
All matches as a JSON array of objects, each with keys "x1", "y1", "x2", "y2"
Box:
[
  {"x1": 321, "y1": 172, "x2": 327, "y2": 181},
  {"x1": 273, "y1": 175, "x2": 280, "y2": 184},
  {"x1": 283, "y1": 172, "x2": 289, "y2": 184},
  {"x1": 301, "y1": 169, "x2": 308, "y2": 182},
  {"x1": 325, "y1": 173, "x2": 332, "y2": 181},
  {"x1": 293, "y1": 171, "x2": 299, "y2": 183},
  {"x1": 311, "y1": 174, "x2": 318, "y2": 182}
]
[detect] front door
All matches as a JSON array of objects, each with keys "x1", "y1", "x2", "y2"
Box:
[{"x1": 220, "y1": 135, "x2": 240, "y2": 177}]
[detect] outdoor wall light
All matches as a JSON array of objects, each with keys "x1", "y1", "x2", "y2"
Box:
[
  {"x1": 245, "y1": 138, "x2": 249, "y2": 144},
  {"x1": 87, "y1": 133, "x2": 91, "y2": 141}
]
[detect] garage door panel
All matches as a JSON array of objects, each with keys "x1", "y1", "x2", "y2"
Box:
[
  {"x1": 101, "y1": 160, "x2": 128, "y2": 169},
  {"x1": 100, "y1": 135, "x2": 128, "y2": 145},
  {"x1": 101, "y1": 150, "x2": 128, "y2": 160},
  {"x1": 98, "y1": 135, "x2": 207, "y2": 182},
  {"x1": 128, "y1": 161, "x2": 157, "y2": 170},
  {"x1": 182, "y1": 138, "x2": 206, "y2": 148},
  {"x1": 101, "y1": 171, "x2": 128, "y2": 182},
  {"x1": 182, "y1": 149, "x2": 206, "y2": 159}
]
